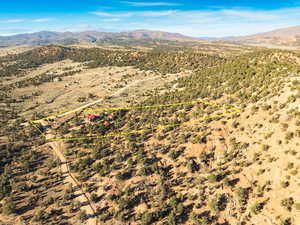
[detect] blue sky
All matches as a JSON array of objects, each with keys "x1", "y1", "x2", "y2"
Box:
[{"x1": 1, "y1": 0, "x2": 300, "y2": 37}]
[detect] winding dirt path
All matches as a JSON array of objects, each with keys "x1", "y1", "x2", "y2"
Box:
[{"x1": 47, "y1": 133, "x2": 98, "y2": 225}]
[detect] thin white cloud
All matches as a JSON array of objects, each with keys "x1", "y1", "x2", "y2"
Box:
[
  {"x1": 103, "y1": 18, "x2": 121, "y2": 22},
  {"x1": 140, "y1": 10, "x2": 176, "y2": 16},
  {"x1": 122, "y1": 1, "x2": 180, "y2": 6},
  {"x1": 6, "y1": 19, "x2": 25, "y2": 23},
  {"x1": 32, "y1": 18, "x2": 54, "y2": 23},
  {"x1": 63, "y1": 24, "x2": 94, "y2": 32},
  {"x1": 91, "y1": 10, "x2": 176, "y2": 17},
  {"x1": 222, "y1": 10, "x2": 277, "y2": 20},
  {"x1": 90, "y1": 11, "x2": 133, "y2": 17},
  {"x1": 3, "y1": 18, "x2": 54, "y2": 23},
  {"x1": 0, "y1": 28, "x2": 31, "y2": 36}
]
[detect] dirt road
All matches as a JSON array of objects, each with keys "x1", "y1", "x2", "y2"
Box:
[{"x1": 47, "y1": 132, "x2": 98, "y2": 225}]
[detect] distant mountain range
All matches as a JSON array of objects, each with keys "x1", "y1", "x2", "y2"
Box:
[
  {"x1": 228, "y1": 26, "x2": 300, "y2": 47},
  {"x1": 0, "y1": 30, "x2": 200, "y2": 47},
  {"x1": 1, "y1": 26, "x2": 300, "y2": 47}
]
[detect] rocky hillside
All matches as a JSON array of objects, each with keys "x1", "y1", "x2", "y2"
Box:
[{"x1": 230, "y1": 26, "x2": 300, "y2": 47}]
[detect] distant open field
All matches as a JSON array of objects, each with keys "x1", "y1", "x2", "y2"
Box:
[{"x1": 0, "y1": 46, "x2": 33, "y2": 57}]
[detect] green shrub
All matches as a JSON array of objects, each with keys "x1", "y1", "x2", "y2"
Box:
[
  {"x1": 250, "y1": 202, "x2": 264, "y2": 215},
  {"x1": 141, "y1": 212, "x2": 154, "y2": 225},
  {"x1": 281, "y1": 197, "x2": 294, "y2": 211},
  {"x1": 281, "y1": 217, "x2": 292, "y2": 225},
  {"x1": 281, "y1": 181, "x2": 290, "y2": 188},
  {"x1": 209, "y1": 194, "x2": 227, "y2": 212},
  {"x1": 2, "y1": 200, "x2": 16, "y2": 215}
]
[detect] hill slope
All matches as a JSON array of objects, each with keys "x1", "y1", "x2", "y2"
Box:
[{"x1": 230, "y1": 26, "x2": 300, "y2": 46}]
